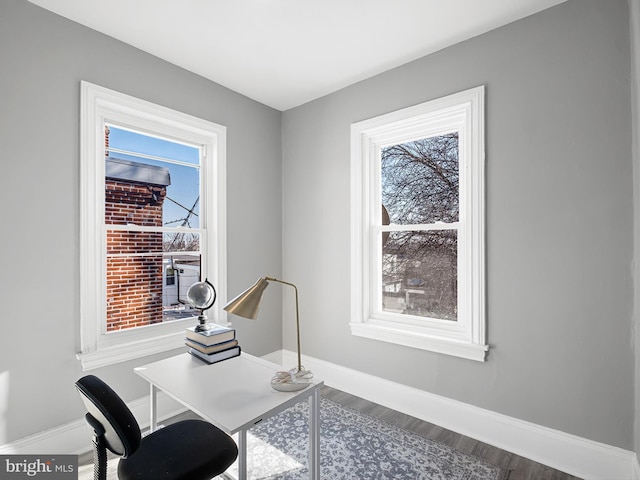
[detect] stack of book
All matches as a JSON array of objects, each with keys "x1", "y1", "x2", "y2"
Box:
[{"x1": 185, "y1": 324, "x2": 241, "y2": 364}]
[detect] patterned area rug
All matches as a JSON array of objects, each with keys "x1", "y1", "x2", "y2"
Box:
[{"x1": 226, "y1": 397, "x2": 507, "y2": 480}]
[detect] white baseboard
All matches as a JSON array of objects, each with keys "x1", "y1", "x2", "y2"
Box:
[
  {"x1": 2, "y1": 351, "x2": 637, "y2": 480},
  {"x1": 0, "y1": 390, "x2": 187, "y2": 455},
  {"x1": 272, "y1": 349, "x2": 637, "y2": 480},
  {"x1": 633, "y1": 454, "x2": 640, "y2": 480}
]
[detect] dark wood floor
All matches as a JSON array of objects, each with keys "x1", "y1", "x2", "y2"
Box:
[
  {"x1": 320, "y1": 385, "x2": 581, "y2": 480},
  {"x1": 79, "y1": 385, "x2": 582, "y2": 480}
]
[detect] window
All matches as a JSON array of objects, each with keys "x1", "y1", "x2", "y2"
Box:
[
  {"x1": 350, "y1": 86, "x2": 487, "y2": 361},
  {"x1": 78, "y1": 81, "x2": 227, "y2": 370},
  {"x1": 166, "y1": 267, "x2": 176, "y2": 287}
]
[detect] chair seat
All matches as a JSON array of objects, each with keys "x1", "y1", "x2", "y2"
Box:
[{"x1": 118, "y1": 419, "x2": 238, "y2": 480}]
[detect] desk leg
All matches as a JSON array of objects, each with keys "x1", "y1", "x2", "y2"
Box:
[
  {"x1": 237, "y1": 429, "x2": 247, "y2": 480},
  {"x1": 149, "y1": 384, "x2": 158, "y2": 432},
  {"x1": 309, "y1": 388, "x2": 320, "y2": 480}
]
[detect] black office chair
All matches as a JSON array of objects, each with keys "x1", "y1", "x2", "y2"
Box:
[{"x1": 75, "y1": 374, "x2": 238, "y2": 480}]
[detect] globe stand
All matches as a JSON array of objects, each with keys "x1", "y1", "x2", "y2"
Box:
[{"x1": 195, "y1": 312, "x2": 212, "y2": 331}]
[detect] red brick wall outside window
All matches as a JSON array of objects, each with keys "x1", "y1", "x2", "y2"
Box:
[{"x1": 105, "y1": 179, "x2": 167, "y2": 331}]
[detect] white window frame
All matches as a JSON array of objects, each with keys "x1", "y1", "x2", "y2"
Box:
[
  {"x1": 350, "y1": 86, "x2": 487, "y2": 362},
  {"x1": 78, "y1": 81, "x2": 227, "y2": 370}
]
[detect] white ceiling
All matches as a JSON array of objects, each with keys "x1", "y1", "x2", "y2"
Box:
[{"x1": 29, "y1": 0, "x2": 567, "y2": 111}]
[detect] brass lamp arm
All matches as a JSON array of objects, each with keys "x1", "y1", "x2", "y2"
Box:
[{"x1": 264, "y1": 277, "x2": 302, "y2": 372}]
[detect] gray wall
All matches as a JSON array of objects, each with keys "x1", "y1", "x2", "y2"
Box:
[
  {"x1": 282, "y1": 0, "x2": 634, "y2": 449},
  {"x1": 0, "y1": 0, "x2": 635, "y2": 454},
  {"x1": 0, "y1": 0, "x2": 283, "y2": 443},
  {"x1": 631, "y1": 0, "x2": 640, "y2": 460}
]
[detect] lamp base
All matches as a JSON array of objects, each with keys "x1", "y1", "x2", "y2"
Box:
[{"x1": 271, "y1": 367, "x2": 313, "y2": 392}]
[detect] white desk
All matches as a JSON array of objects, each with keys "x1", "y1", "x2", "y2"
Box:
[{"x1": 134, "y1": 352, "x2": 323, "y2": 480}]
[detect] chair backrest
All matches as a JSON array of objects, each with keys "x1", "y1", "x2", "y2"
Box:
[{"x1": 75, "y1": 375, "x2": 141, "y2": 458}]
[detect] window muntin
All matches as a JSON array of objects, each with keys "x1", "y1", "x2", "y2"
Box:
[
  {"x1": 107, "y1": 126, "x2": 202, "y2": 226},
  {"x1": 350, "y1": 86, "x2": 487, "y2": 361}
]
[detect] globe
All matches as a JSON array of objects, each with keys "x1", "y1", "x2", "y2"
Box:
[
  {"x1": 187, "y1": 280, "x2": 216, "y2": 310},
  {"x1": 186, "y1": 279, "x2": 217, "y2": 331}
]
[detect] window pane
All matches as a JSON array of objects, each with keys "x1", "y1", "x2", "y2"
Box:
[
  {"x1": 105, "y1": 232, "x2": 202, "y2": 331},
  {"x1": 381, "y1": 133, "x2": 459, "y2": 225},
  {"x1": 105, "y1": 127, "x2": 200, "y2": 228},
  {"x1": 382, "y1": 230, "x2": 457, "y2": 321}
]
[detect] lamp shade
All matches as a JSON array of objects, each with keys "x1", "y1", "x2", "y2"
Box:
[{"x1": 223, "y1": 277, "x2": 269, "y2": 319}]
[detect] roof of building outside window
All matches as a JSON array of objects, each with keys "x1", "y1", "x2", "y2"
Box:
[{"x1": 105, "y1": 157, "x2": 171, "y2": 186}]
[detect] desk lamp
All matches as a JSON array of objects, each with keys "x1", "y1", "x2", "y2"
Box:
[{"x1": 224, "y1": 277, "x2": 313, "y2": 391}]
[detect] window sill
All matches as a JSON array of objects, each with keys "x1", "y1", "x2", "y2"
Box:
[
  {"x1": 77, "y1": 331, "x2": 186, "y2": 371},
  {"x1": 350, "y1": 321, "x2": 489, "y2": 362}
]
